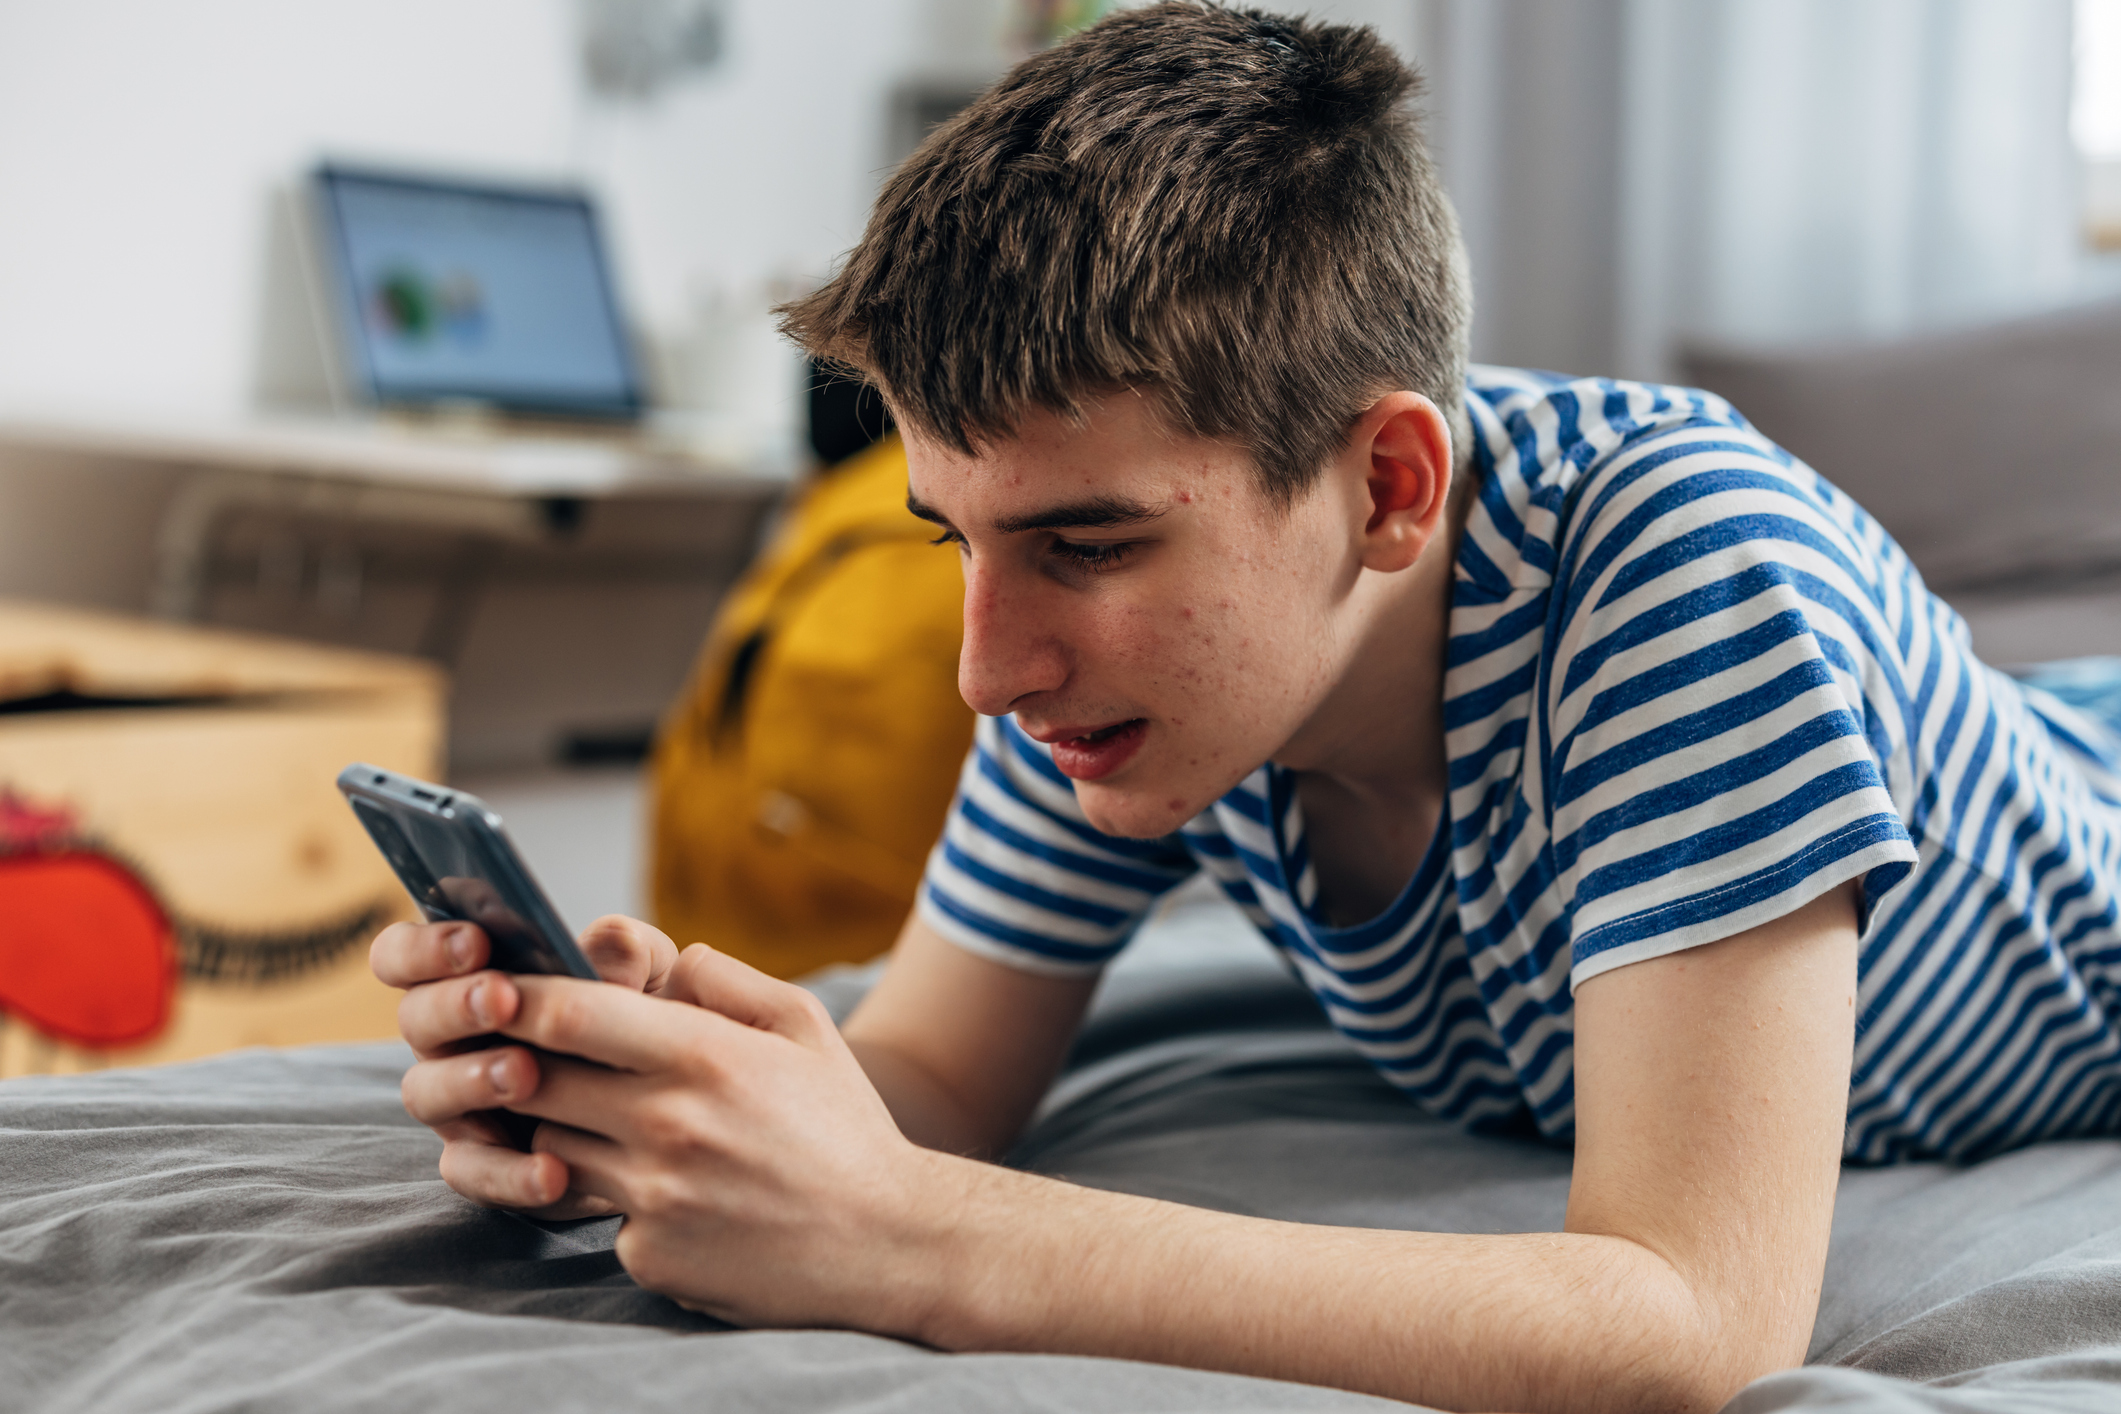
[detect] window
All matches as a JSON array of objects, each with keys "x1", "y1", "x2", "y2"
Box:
[{"x1": 2078, "y1": 0, "x2": 2121, "y2": 251}]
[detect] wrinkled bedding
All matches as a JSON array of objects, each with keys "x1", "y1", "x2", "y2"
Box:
[{"x1": 3, "y1": 907, "x2": 2119, "y2": 1413}]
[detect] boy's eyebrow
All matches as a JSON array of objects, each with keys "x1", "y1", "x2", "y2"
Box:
[
  {"x1": 904, "y1": 495, "x2": 951, "y2": 527},
  {"x1": 905, "y1": 493, "x2": 1167, "y2": 535}
]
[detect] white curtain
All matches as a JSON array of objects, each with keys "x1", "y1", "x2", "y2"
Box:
[{"x1": 1418, "y1": 0, "x2": 2083, "y2": 380}]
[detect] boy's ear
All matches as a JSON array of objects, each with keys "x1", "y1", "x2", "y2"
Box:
[{"x1": 1355, "y1": 393, "x2": 1454, "y2": 573}]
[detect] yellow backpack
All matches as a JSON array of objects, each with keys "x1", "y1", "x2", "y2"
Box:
[{"x1": 649, "y1": 437, "x2": 974, "y2": 978}]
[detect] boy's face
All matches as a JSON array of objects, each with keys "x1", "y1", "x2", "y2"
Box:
[{"x1": 906, "y1": 394, "x2": 1379, "y2": 839}]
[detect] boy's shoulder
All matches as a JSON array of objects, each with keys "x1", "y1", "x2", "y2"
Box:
[
  {"x1": 1457, "y1": 365, "x2": 1881, "y2": 603},
  {"x1": 1465, "y1": 364, "x2": 1769, "y2": 492}
]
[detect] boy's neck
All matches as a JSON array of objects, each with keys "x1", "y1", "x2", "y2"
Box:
[
  {"x1": 1273, "y1": 486, "x2": 1468, "y2": 924},
  {"x1": 1272, "y1": 486, "x2": 1469, "y2": 811}
]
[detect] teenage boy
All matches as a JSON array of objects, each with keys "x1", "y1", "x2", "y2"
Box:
[{"x1": 371, "y1": 6, "x2": 2121, "y2": 1412}]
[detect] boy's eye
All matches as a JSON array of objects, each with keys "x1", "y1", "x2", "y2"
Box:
[
  {"x1": 1051, "y1": 539, "x2": 1135, "y2": 573},
  {"x1": 929, "y1": 529, "x2": 1137, "y2": 574}
]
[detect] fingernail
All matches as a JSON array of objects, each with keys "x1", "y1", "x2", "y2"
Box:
[
  {"x1": 487, "y1": 1054, "x2": 515, "y2": 1102},
  {"x1": 446, "y1": 927, "x2": 475, "y2": 972},
  {"x1": 469, "y1": 977, "x2": 493, "y2": 1028}
]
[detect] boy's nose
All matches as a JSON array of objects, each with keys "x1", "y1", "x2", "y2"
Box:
[{"x1": 957, "y1": 563, "x2": 1068, "y2": 717}]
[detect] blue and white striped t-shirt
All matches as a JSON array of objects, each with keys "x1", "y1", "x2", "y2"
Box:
[{"x1": 918, "y1": 366, "x2": 2121, "y2": 1163}]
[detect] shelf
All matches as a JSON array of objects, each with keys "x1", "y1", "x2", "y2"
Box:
[{"x1": 0, "y1": 406, "x2": 800, "y2": 498}]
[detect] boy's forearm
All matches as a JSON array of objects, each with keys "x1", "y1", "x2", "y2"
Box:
[
  {"x1": 892, "y1": 1155, "x2": 1776, "y2": 1414},
  {"x1": 847, "y1": 1038, "x2": 1012, "y2": 1158},
  {"x1": 841, "y1": 917, "x2": 1101, "y2": 1159}
]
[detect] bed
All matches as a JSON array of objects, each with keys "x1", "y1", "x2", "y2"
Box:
[
  {"x1": 11, "y1": 307, "x2": 2121, "y2": 1414},
  {"x1": 5, "y1": 884, "x2": 2120, "y2": 1414}
]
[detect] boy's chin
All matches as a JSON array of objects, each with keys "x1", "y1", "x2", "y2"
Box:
[{"x1": 1071, "y1": 777, "x2": 1211, "y2": 840}]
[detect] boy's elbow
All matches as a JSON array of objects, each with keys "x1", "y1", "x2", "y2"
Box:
[
  {"x1": 1587, "y1": 1265, "x2": 1811, "y2": 1414},
  {"x1": 1468, "y1": 1333, "x2": 1789, "y2": 1414},
  {"x1": 1626, "y1": 1353, "x2": 1783, "y2": 1414},
  {"x1": 1567, "y1": 1338, "x2": 1787, "y2": 1414}
]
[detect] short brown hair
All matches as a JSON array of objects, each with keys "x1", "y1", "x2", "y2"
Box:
[{"x1": 778, "y1": 1, "x2": 1471, "y2": 505}]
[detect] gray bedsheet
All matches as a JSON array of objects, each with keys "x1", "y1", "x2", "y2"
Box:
[{"x1": 4, "y1": 931, "x2": 2119, "y2": 1413}]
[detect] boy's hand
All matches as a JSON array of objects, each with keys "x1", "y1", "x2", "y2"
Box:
[
  {"x1": 370, "y1": 913, "x2": 680, "y2": 1218},
  {"x1": 494, "y1": 946, "x2": 946, "y2": 1332}
]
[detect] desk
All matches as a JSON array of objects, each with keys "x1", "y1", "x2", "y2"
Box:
[{"x1": 0, "y1": 409, "x2": 795, "y2": 622}]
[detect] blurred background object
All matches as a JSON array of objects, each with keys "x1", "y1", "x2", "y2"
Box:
[
  {"x1": 578, "y1": 0, "x2": 729, "y2": 100},
  {"x1": 0, "y1": 0, "x2": 2116, "y2": 1006},
  {"x1": 1421, "y1": 0, "x2": 2102, "y2": 381},
  {"x1": 650, "y1": 428, "x2": 974, "y2": 978},
  {"x1": 0, "y1": 600, "x2": 442, "y2": 1077}
]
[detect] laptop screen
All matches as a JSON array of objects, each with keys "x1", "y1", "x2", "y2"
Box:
[{"x1": 314, "y1": 165, "x2": 643, "y2": 420}]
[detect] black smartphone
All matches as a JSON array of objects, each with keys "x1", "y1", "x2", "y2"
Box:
[{"x1": 337, "y1": 763, "x2": 600, "y2": 980}]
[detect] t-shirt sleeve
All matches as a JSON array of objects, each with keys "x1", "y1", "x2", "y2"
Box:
[
  {"x1": 916, "y1": 714, "x2": 1200, "y2": 975},
  {"x1": 1542, "y1": 432, "x2": 1920, "y2": 987}
]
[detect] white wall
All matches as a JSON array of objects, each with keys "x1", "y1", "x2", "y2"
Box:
[
  {"x1": 0, "y1": 1, "x2": 581, "y2": 416},
  {"x1": 0, "y1": 0, "x2": 960, "y2": 418}
]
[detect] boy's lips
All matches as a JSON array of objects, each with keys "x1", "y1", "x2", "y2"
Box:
[{"x1": 1029, "y1": 718, "x2": 1149, "y2": 781}]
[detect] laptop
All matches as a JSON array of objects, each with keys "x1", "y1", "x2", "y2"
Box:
[{"x1": 311, "y1": 163, "x2": 646, "y2": 425}]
